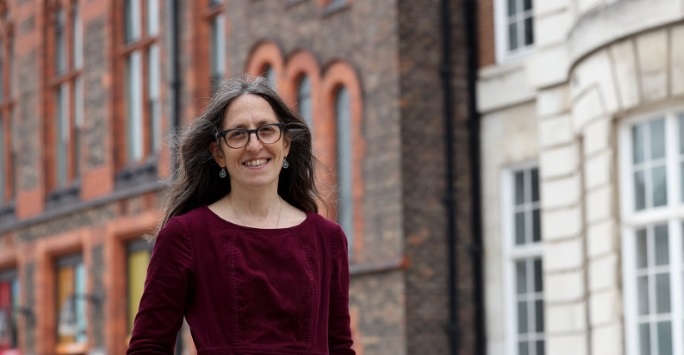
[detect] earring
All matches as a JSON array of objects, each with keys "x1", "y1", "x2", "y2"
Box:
[
  {"x1": 282, "y1": 157, "x2": 289, "y2": 169},
  {"x1": 219, "y1": 167, "x2": 227, "y2": 178}
]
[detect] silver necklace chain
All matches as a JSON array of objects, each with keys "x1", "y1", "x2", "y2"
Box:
[{"x1": 228, "y1": 196, "x2": 283, "y2": 228}]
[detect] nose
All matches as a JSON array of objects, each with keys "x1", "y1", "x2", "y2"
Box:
[{"x1": 245, "y1": 131, "x2": 263, "y2": 151}]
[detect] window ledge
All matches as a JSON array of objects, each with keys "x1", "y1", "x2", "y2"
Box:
[
  {"x1": 115, "y1": 157, "x2": 159, "y2": 191},
  {"x1": 322, "y1": 1, "x2": 350, "y2": 17},
  {"x1": 46, "y1": 182, "x2": 82, "y2": 210},
  {"x1": 0, "y1": 202, "x2": 16, "y2": 226}
]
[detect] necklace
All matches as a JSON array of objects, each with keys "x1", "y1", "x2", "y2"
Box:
[{"x1": 228, "y1": 196, "x2": 283, "y2": 228}]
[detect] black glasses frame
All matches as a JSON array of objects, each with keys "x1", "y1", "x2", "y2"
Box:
[{"x1": 216, "y1": 122, "x2": 286, "y2": 149}]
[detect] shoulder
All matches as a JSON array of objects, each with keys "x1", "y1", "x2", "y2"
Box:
[{"x1": 303, "y1": 212, "x2": 343, "y2": 233}]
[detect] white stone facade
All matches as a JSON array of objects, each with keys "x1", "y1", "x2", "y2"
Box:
[{"x1": 479, "y1": 0, "x2": 684, "y2": 354}]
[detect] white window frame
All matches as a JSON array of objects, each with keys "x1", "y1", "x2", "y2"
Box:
[
  {"x1": 501, "y1": 162, "x2": 545, "y2": 355},
  {"x1": 620, "y1": 108, "x2": 684, "y2": 355},
  {"x1": 494, "y1": 0, "x2": 534, "y2": 63}
]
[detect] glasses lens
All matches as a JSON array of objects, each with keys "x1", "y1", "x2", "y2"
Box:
[
  {"x1": 225, "y1": 130, "x2": 248, "y2": 148},
  {"x1": 257, "y1": 124, "x2": 282, "y2": 144}
]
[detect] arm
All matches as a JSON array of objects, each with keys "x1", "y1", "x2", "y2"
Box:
[
  {"x1": 127, "y1": 218, "x2": 194, "y2": 355},
  {"x1": 328, "y1": 227, "x2": 356, "y2": 355}
]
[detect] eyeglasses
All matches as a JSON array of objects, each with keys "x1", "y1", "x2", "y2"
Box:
[{"x1": 216, "y1": 122, "x2": 286, "y2": 149}]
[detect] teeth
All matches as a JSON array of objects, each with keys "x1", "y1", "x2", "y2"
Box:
[{"x1": 244, "y1": 159, "x2": 268, "y2": 167}]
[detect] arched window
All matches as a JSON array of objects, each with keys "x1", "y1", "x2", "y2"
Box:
[
  {"x1": 297, "y1": 75, "x2": 313, "y2": 129},
  {"x1": 335, "y1": 86, "x2": 354, "y2": 246}
]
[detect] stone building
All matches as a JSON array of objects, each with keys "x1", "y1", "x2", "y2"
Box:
[
  {"x1": 0, "y1": 0, "x2": 482, "y2": 354},
  {"x1": 478, "y1": 0, "x2": 684, "y2": 354}
]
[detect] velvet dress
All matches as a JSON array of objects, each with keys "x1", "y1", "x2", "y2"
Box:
[{"x1": 127, "y1": 206, "x2": 355, "y2": 355}]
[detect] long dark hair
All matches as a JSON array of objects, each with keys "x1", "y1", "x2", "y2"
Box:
[{"x1": 153, "y1": 75, "x2": 321, "y2": 237}]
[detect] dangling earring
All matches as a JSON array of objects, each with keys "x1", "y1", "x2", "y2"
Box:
[
  {"x1": 219, "y1": 167, "x2": 227, "y2": 178},
  {"x1": 282, "y1": 157, "x2": 289, "y2": 169}
]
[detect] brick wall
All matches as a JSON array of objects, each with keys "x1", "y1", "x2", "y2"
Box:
[{"x1": 478, "y1": 0, "x2": 496, "y2": 67}]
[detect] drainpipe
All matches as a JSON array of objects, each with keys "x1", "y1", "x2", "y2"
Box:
[
  {"x1": 167, "y1": 0, "x2": 183, "y2": 352},
  {"x1": 439, "y1": 0, "x2": 460, "y2": 354},
  {"x1": 461, "y1": 0, "x2": 486, "y2": 354},
  {"x1": 168, "y1": 0, "x2": 181, "y2": 171}
]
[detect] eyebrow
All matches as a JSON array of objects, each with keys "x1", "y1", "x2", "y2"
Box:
[{"x1": 226, "y1": 119, "x2": 279, "y2": 130}]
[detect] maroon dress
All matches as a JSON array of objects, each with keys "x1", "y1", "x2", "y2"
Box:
[{"x1": 127, "y1": 206, "x2": 355, "y2": 355}]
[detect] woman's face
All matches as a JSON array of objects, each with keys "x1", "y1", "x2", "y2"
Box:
[{"x1": 211, "y1": 94, "x2": 290, "y2": 192}]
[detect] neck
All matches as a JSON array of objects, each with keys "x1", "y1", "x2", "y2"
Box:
[{"x1": 224, "y1": 186, "x2": 283, "y2": 228}]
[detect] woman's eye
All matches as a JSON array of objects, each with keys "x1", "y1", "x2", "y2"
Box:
[
  {"x1": 227, "y1": 130, "x2": 246, "y2": 140},
  {"x1": 259, "y1": 126, "x2": 277, "y2": 135}
]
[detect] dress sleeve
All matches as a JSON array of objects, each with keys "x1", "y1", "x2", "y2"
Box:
[
  {"x1": 127, "y1": 217, "x2": 195, "y2": 355},
  {"x1": 328, "y1": 226, "x2": 356, "y2": 355}
]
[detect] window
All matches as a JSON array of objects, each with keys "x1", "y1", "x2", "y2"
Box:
[
  {"x1": 263, "y1": 65, "x2": 276, "y2": 90},
  {"x1": 207, "y1": 0, "x2": 225, "y2": 94},
  {"x1": 48, "y1": 1, "x2": 83, "y2": 192},
  {"x1": 335, "y1": 86, "x2": 354, "y2": 250},
  {"x1": 120, "y1": 0, "x2": 161, "y2": 166},
  {"x1": 126, "y1": 239, "x2": 152, "y2": 337},
  {"x1": 495, "y1": 0, "x2": 534, "y2": 61},
  {"x1": 505, "y1": 166, "x2": 544, "y2": 355},
  {"x1": 0, "y1": 269, "x2": 19, "y2": 352},
  {"x1": 55, "y1": 255, "x2": 87, "y2": 350},
  {"x1": 622, "y1": 110, "x2": 684, "y2": 355},
  {"x1": 0, "y1": 4, "x2": 14, "y2": 212},
  {"x1": 296, "y1": 75, "x2": 313, "y2": 129}
]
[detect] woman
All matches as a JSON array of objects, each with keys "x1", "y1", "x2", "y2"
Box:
[{"x1": 127, "y1": 76, "x2": 355, "y2": 355}]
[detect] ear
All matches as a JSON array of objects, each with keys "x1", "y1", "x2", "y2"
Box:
[
  {"x1": 283, "y1": 134, "x2": 291, "y2": 157},
  {"x1": 209, "y1": 141, "x2": 225, "y2": 166}
]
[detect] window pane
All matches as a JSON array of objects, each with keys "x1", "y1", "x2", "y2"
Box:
[
  {"x1": 127, "y1": 52, "x2": 143, "y2": 161},
  {"x1": 531, "y1": 168, "x2": 539, "y2": 202},
  {"x1": 657, "y1": 321, "x2": 673, "y2": 355},
  {"x1": 655, "y1": 273, "x2": 671, "y2": 314},
  {"x1": 263, "y1": 66, "x2": 275, "y2": 89},
  {"x1": 56, "y1": 9, "x2": 67, "y2": 74},
  {"x1": 652, "y1": 166, "x2": 667, "y2": 207},
  {"x1": 633, "y1": 124, "x2": 646, "y2": 164},
  {"x1": 507, "y1": 0, "x2": 516, "y2": 16},
  {"x1": 654, "y1": 224, "x2": 669, "y2": 266},
  {"x1": 680, "y1": 162, "x2": 684, "y2": 203},
  {"x1": 0, "y1": 121, "x2": 4, "y2": 205},
  {"x1": 74, "y1": 263, "x2": 87, "y2": 343},
  {"x1": 636, "y1": 228, "x2": 648, "y2": 268},
  {"x1": 72, "y1": 4, "x2": 83, "y2": 68},
  {"x1": 518, "y1": 341, "x2": 529, "y2": 355},
  {"x1": 523, "y1": 0, "x2": 532, "y2": 11},
  {"x1": 147, "y1": 0, "x2": 159, "y2": 35},
  {"x1": 148, "y1": 45, "x2": 160, "y2": 153},
  {"x1": 127, "y1": 245, "x2": 151, "y2": 334},
  {"x1": 639, "y1": 323, "x2": 651, "y2": 355},
  {"x1": 532, "y1": 208, "x2": 540, "y2": 243},
  {"x1": 634, "y1": 171, "x2": 646, "y2": 211},
  {"x1": 297, "y1": 76, "x2": 313, "y2": 129},
  {"x1": 517, "y1": 301, "x2": 528, "y2": 334},
  {"x1": 534, "y1": 299, "x2": 544, "y2": 332},
  {"x1": 524, "y1": 17, "x2": 534, "y2": 46},
  {"x1": 125, "y1": 0, "x2": 141, "y2": 42},
  {"x1": 650, "y1": 118, "x2": 666, "y2": 160},
  {"x1": 536, "y1": 341, "x2": 545, "y2": 355},
  {"x1": 638, "y1": 275, "x2": 649, "y2": 315},
  {"x1": 533, "y1": 258, "x2": 543, "y2": 292},
  {"x1": 679, "y1": 114, "x2": 684, "y2": 154},
  {"x1": 516, "y1": 260, "x2": 527, "y2": 294},
  {"x1": 508, "y1": 22, "x2": 518, "y2": 51},
  {"x1": 515, "y1": 211, "x2": 526, "y2": 245},
  {"x1": 336, "y1": 87, "x2": 354, "y2": 247},
  {"x1": 515, "y1": 171, "x2": 525, "y2": 205}
]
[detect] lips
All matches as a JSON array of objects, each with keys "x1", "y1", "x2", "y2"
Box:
[{"x1": 243, "y1": 158, "x2": 270, "y2": 167}]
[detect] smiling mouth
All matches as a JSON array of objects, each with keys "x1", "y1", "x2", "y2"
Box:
[{"x1": 243, "y1": 158, "x2": 270, "y2": 167}]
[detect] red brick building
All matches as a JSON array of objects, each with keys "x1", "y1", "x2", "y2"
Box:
[{"x1": 0, "y1": 0, "x2": 482, "y2": 354}]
